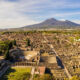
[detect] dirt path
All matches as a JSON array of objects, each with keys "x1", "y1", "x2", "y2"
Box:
[{"x1": 30, "y1": 67, "x2": 35, "y2": 80}]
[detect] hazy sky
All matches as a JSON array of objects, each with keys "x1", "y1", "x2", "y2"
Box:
[{"x1": 0, "y1": 0, "x2": 80, "y2": 29}]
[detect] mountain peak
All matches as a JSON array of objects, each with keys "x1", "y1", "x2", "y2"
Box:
[
  {"x1": 24, "y1": 18, "x2": 80, "y2": 29},
  {"x1": 65, "y1": 20, "x2": 71, "y2": 22},
  {"x1": 45, "y1": 18, "x2": 57, "y2": 21}
]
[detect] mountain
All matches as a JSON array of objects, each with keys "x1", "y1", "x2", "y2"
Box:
[{"x1": 22, "y1": 18, "x2": 80, "y2": 29}]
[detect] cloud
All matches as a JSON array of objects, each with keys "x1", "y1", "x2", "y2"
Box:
[
  {"x1": 0, "y1": 0, "x2": 39, "y2": 29},
  {"x1": 72, "y1": 20, "x2": 80, "y2": 24},
  {"x1": 54, "y1": 12, "x2": 80, "y2": 17},
  {"x1": 0, "y1": 0, "x2": 80, "y2": 29}
]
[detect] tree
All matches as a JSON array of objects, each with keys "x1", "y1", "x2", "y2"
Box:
[
  {"x1": 13, "y1": 39, "x2": 16, "y2": 46},
  {"x1": 26, "y1": 38, "x2": 31, "y2": 47},
  {"x1": 70, "y1": 76, "x2": 80, "y2": 80},
  {"x1": 0, "y1": 50, "x2": 2, "y2": 55},
  {"x1": 4, "y1": 49, "x2": 10, "y2": 60},
  {"x1": 4, "y1": 40, "x2": 13, "y2": 49},
  {"x1": 33, "y1": 74, "x2": 54, "y2": 80},
  {"x1": 40, "y1": 74, "x2": 53, "y2": 80},
  {"x1": 9, "y1": 41, "x2": 13, "y2": 49}
]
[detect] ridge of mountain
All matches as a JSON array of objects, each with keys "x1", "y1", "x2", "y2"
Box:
[{"x1": 22, "y1": 18, "x2": 80, "y2": 29}]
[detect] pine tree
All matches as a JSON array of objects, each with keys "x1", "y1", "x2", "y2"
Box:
[
  {"x1": 13, "y1": 39, "x2": 16, "y2": 46},
  {"x1": 4, "y1": 49, "x2": 10, "y2": 60},
  {"x1": 26, "y1": 38, "x2": 31, "y2": 47}
]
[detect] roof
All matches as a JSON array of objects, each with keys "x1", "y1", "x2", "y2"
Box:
[
  {"x1": 38, "y1": 66, "x2": 46, "y2": 75},
  {"x1": 48, "y1": 56, "x2": 57, "y2": 63}
]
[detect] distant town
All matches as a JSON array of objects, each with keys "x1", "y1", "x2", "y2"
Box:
[{"x1": 0, "y1": 30, "x2": 80, "y2": 80}]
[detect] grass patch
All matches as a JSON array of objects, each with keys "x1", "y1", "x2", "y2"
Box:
[
  {"x1": 1, "y1": 67, "x2": 31, "y2": 80},
  {"x1": 11, "y1": 67, "x2": 31, "y2": 73}
]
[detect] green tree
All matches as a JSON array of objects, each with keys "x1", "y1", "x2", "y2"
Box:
[
  {"x1": 33, "y1": 74, "x2": 54, "y2": 80},
  {"x1": 26, "y1": 38, "x2": 31, "y2": 47},
  {"x1": 0, "y1": 50, "x2": 2, "y2": 55},
  {"x1": 4, "y1": 49, "x2": 10, "y2": 60},
  {"x1": 9, "y1": 41, "x2": 13, "y2": 49},
  {"x1": 40, "y1": 74, "x2": 53, "y2": 80},
  {"x1": 70, "y1": 76, "x2": 80, "y2": 80},
  {"x1": 4, "y1": 40, "x2": 13, "y2": 49},
  {"x1": 13, "y1": 39, "x2": 16, "y2": 46}
]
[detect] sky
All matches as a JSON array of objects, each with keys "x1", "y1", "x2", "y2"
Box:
[{"x1": 0, "y1": 0, "x2": 80, "y2": 29}]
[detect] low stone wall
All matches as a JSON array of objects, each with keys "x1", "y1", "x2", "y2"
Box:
[{"x1": 11, "y1": 62, "x2": 37, "y2": 67}]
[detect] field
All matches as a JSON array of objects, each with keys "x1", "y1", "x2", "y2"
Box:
[{"x1": 1, "y1": 67, "x2": 31, "y2": 80}]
